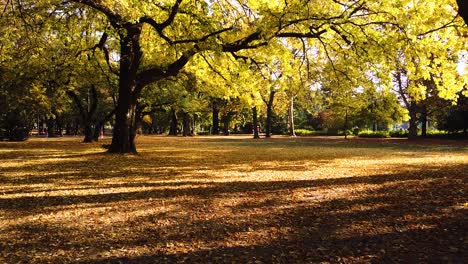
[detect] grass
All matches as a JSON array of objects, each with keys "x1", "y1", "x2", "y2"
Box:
[{"x1": 0, "y1": 135, "x2": 467, "y2": 263}]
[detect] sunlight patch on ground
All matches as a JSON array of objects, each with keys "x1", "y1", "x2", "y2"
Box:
[{"x1": 0, "y1": 136, "x2": 466, "y2": 263}]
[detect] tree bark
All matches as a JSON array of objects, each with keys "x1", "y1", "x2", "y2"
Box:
[
  {"x1": 288, "y1": 96, "x2": 296, "y2": 137},
  {"x1": 344, "y1": 108, "x2": 349, "y2": 140},
  {"x1": 222, "y1": 112, "x2": 232, "y2": 136},
  {"x1": 252, "y1": 106, "x2": 260, "y2": 139},
  {"x1": 68, "y1": 86, "x2": 99, "y2": 143},
  {"x1": 408, "y1": 103, "x2": 418, "y2": 139},
  {"x1": 182, "y1": 112, "x2": 192, "y2": 136},
  {"x1": 108, "y1": 24, "x2": 143, "y2": 153},
  {"x1": 421, "y1": 103, "x2": 427, "y2": 138},
  {"x1": 265, "y1": 91, "x2": 276, "y2": 138},
  {"x1": 212, "y1": 100, "x2": 220, "y2": 135},
  {"x1": 83, "y1": 124, "x2": 94, "y2": 142},
  {"x1": 93, "y1": 122, "x2": 102, "y2": 141},
  {"x1": 169, "y1": 109, "x2": 178, "y2": 136},
  {"x1": 46, "y1": 117, "x2": 57, "y2": 137}
]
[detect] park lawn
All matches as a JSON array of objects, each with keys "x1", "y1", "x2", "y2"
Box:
[{"x1": 0, "y1": 136, "x2": 466, "y2": 263}]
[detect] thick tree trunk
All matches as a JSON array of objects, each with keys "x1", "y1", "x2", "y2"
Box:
[
  {"x1": 108, "y1": 25, "x2": 142, "y2": 153},
  {"x1": 288, "y1": 96, "x2": 296, "y2": 137},
  {"x1": 169, "y1": 109, "x2": 178, "y2": 136},
  {"x1": 212, "y1": 101, "x2": 220, "y2": 135},
  {"x1": 252, "y1": 106, "x2": 260, "y2": 139},
  {"x1": 265, "y1": 91, "x2": 276, "y2": 138}
]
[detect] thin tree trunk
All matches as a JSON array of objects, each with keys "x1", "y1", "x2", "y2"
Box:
[
  {"x1": 169, "y1": 109, "x2": 178, "y2": 136},
  {"x1": 46, "y1": 117, "x2": 57, "y2": 138},
  {"x1": 212, "y1": 100, "x2": 220, "y2": 135},
  {"x1": 182, "y1": 112, "x2": 191, "y2": 136},
  {"x1": 421, "y1": 103, "x2": 427, "y2": 138},
  {"x1": 252, "y1": 106, "x2": 260, "y2": 139},
  {"x1": 265, "y1": 91, "x2": 276, "y2": 138},
  {"x1": 93, "y1": 122, "x2": 102, "y2": 141},
  {"x1": 222, "y1": 113, "x2": 232, "y2": 136},
  {"x1": 288, "y1": 96, "x2": 296, "y2": 137},
  {"x1": 408, "y1": 103, "x2": 418, "y2": 139},
  {"x1": 65, "y1": 123, "x2": 72, "y2": 135},
  {"x1": 83, "y1": 123, "x2": 93, "y2": 142},
  {"x1": 344, "y1": 108, "x2": 349, "y2": 140}
]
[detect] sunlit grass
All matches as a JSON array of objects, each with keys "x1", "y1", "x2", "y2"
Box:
[{"x1": 0, "y1": 136, "x2": 467, "y2": 263}]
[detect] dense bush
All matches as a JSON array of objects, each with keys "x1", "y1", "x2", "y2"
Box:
[{"x1": 358, "y1": 130, "x2": 390, "y2": 138}]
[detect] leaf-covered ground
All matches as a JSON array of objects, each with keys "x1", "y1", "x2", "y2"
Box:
[{"x1": 0, "y1": 136, "x2": 466, "y2": 263}]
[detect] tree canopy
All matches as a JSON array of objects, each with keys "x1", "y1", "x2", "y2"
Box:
[{"x1": 1, "y1": 0, "x2": 467, "y2": 149}]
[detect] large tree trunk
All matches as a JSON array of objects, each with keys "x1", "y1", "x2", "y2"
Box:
[
  {"x1": 108, "y1": 25, "x2": 142, "y2": 153},
  {"x1": 288, "y1": 96, "x2": 296, "y2": 137},
  {"x1": 212, "y1": 100, "x2": 220, "y2": 135},
  {"x1": 252, "y1": 106, "x2": 260, "y2": 139},
  {"x1": 265, "y1": 91, "x2": 276, "y2": 138}
]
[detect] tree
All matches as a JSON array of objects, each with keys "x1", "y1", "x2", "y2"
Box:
[
  {"x1": 59, "y1": 0, "x2": 403, "y2": 152},
  {"x1": 7, "y1": 0, "x2": 466, "y2": 149}
]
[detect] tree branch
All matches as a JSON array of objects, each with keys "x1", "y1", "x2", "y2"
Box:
[
  {"x1": 139, "y1": 0, "x2": 183, "y2": 44},
  {"x1": 135, "y1": 49, "x2": 197, "y2": 94},
  {"x1": 70, "y1": 0, "x2": 123, "y2": 28}
]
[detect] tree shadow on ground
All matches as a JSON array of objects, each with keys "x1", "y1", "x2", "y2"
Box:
[{"x1": 1, "y1": 163, "x2": 466, "y2": 263}]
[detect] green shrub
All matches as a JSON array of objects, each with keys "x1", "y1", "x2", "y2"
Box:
[
  {"x1": 295, "y1": 129, "x2": 333, "y2": 136},
  {"x1": 358, "y1": 130, "x2": 390, "y2": 138},
  {"x1": 424, "y1": 130, "x2": 447, "y2": 137},
  {"x1": 340, "y1": 129, "x2": 354, "y2": 136},
  {"x1": 390, "y1": 130, "x2": 409, "y2": 138},
  {"x1": 196, "y1": 131, "x2": 210, "y2": 135},
  {"x1": 423, "y1": 130, "x2": 467, "y2": 139}
]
